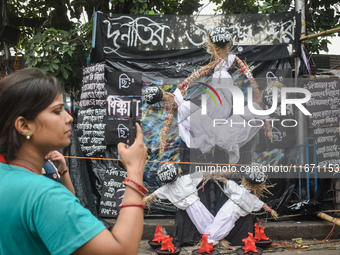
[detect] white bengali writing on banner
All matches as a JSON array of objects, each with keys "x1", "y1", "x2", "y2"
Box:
[
  {"x1": 99, "y1": 168, "x2": 127, "y2": 217},
  {"x1": 100, "y1": 13, "x2": 297, "y2": 57},
  {"x1": 304, "y1": 79, "x2": 340, "y2": 127},
  {"x1": 106, "y1": 95, "x2": 141, "y2": 119},
  {"x1": 78, "y1": 63, "x2": 107, "y2": 156},
  {"x1": 313, "y1": 126, "x2": 340, "y2": 168}
]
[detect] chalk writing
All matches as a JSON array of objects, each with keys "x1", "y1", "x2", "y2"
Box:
[
  {"x1": 107, "y1": 96, "x2": 141, "y2": 119},
  {"x1": 303, "y1": 78, "x2": 340, "y2": 127},
  {"x1": 312, "y1": 126, "x2": 340, "y2": 173},
  {"x1": 117, "y1": 124, "x2": 129, "y2": 139},
  {"x1": 209, "y1": 26, "x2": 232, "y2": 45},
  {"x1": 267, "y1": 20, "x2": 294, "y2": 44},
  {"x1": 270, "y1": 127, "x2": 287, "y2": 143},
  {"x1": 266, "y1": 71, "x2": 280, "y2": 85},
  {"x1": 100, "y1": 208, "x2": 116, "y2": 216},
  {"x1": 100, "y1": 200, "x2": 116, "y2": 207},
  {"x1": 107, "y1": 96, "x2": 130, "y2": 116},
  {"x1": 96, "y1": 13, "x2": 297, "y2": 58},
  {"x1": 185, "y1": 24, "x2": 206, "y2": 47},
  {"x1": 103, "y1": 16, "x2": 170, "y2": 57},
  {"x1": 143, "y1": 86, "x2": 159, "y2": 104},
  {"x1": 81, "y1": 83, "x2": 105, "y2": 92},
  {"x1": 78, "y1": 108, "x2": 107, "y2": 117},
  {"x1": 119, "y1": 73, "x2": 133, "y2": 89},
  {"x1": 158, "y1": 167, "x2": 177, "y2": 182},
  {"x1": 83, "y1": 63, "x2": 105, "y2": 75},
  {"x1": 106, "y1": 71, "x2": 142, "y2": 96},
  {"x1": 99, "y1": 167, "x2": 127, "y2": 218},
  {"x1": 78, "y1": 63, "x2": 107, "y2": 157}
]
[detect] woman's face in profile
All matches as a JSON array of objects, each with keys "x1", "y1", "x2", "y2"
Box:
[{"x1": 28, "y1": 93, "x2": 73, "y2": 152}]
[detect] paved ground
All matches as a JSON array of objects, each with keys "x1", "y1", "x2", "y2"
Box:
[
  {"x1": 103, "y1": 218, "x2": 340, "y2": 254},
  {"x1": 135, "y1": 219, "x2": 340, "y2": 254},
  {"x1": 138, "y1": 239, "x2": 340, "y2": 254},
  {"x1": 103, "y1": 218, "x2": 340, "y2": 241}
]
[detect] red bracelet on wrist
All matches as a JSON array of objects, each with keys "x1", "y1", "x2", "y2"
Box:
[
  {"x1": 59, "y1": 167, "x2": 68, "y2": 176},
  {"x1": 122, "y1": 177, "x2": 148, "y2": 196},
  {"x1": 119, "y1": 204, "x2": 145, "y2": 210}
]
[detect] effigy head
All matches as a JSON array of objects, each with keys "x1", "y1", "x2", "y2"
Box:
[
  {"x1": 209, "y1": 26, "x2": 233, "y2": 47},
  {"x1": 157, "y1": 163, "x2": 179, "y2": 184},
  {"x1": 243, "y1": 165, "x2": 267, "y2": 185},
  {"x1": 143, "y1": 85, "x2": 164, "y2": 105},
  {"x1": 206, "y1": 26, "x2": 233, "y2": 59},
  {"x1": 241, "y1": 164, "x2": 275, "y2": 198}
]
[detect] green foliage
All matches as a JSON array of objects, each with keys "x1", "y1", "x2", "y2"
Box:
[
  {"x1": 109, "y1": 0, "x2": 202, "y2": 15},
  {"x1": 211, "y1": 0, "x2": 259, "y2": 14},
  {"x1": 304, "y1": 34, "x2": 334, "y2": 54},
  {"x1": 257, "y1": 0, "x2": 340, "y2": 53},
  {"x1": 7, "y1": 0, "x2": 340, "y2": 95},
  {"x1": 258, "y1": 0, "x2": 292, "y2": 13},
  {"x1": 304, "y1": 1, "x2": 340, "y2": 53},
  {"x1": 19, "y1": 22, "x2": 92, "y2": 92},
  {"x1": 8, "y1": 0, "x2": 203, "y2": 94},
  {"x1": 110, "y1": 0, "x2": 160, "y2": 14},
  {"x1": 157, "y1": 0, "x2": 203, "y2": 15}
]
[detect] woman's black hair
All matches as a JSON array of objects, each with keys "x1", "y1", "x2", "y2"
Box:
[{"x1": 0, "y1": 68, "x2": 62, "y2": 161}]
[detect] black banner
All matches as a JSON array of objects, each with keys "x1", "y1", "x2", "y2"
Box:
[
  {"x1": 92, "y1": 12, "x2": 300, "y2": 62},
  {"x1": 104, "y1": 119, "x2": 137, "y2": 145},
  {"x1": 99, "y1": 168, "x2": 127, "y2": 218},
  {"x1": 106, "y1": 70, "x2": 142, "y2": 96},
  {"x1": 78, "y1": 63, "x2": 107, "y2": 156},
  {"x1": 312, "y1": 126, "x2": 340, "y2": 178},
  {"x1": 84, "y1": 13, "x2": 304, "y2": 215},
  {"x1": 303, "y1": 78, "x2": 340, "y2": 128}
]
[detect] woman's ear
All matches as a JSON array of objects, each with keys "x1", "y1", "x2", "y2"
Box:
[{"x1": 14, "y1": 116, "x2": 31, "y2": 137}]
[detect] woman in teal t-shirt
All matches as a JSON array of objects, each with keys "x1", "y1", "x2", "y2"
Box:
[{"x1": 0, "y1": 68, "x2": 148, "y2": 255}]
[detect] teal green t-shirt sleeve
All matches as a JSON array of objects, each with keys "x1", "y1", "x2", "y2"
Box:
[{"x1": 31, "y1": 185, "x2": 106, "y2": 255}]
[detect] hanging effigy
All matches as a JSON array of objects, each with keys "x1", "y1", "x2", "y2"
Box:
[{"x1": 85, "y1": 12, "x2": 301, "y2": 218}]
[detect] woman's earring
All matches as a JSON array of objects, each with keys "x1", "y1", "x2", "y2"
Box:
[{"x1": 26, "y1": 131, "x2": 32, "y2": 140}]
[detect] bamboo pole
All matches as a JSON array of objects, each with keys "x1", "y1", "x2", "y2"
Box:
[
  {"x1": 317, "y1": 212, "x2": 340, "y2": 227},
  {"x1": 300, "y1": 27, "x2": 340, "y2": 41}
]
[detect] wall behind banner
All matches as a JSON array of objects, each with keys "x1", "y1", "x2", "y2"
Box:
[{"x1": 77, "y1": 13, "x2": 302, "y2": 216}]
